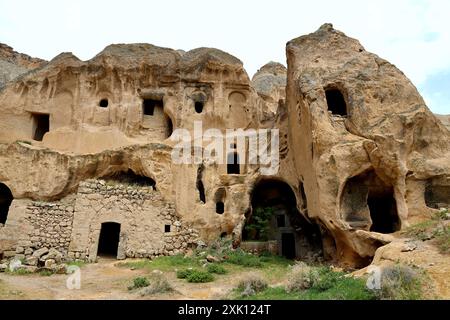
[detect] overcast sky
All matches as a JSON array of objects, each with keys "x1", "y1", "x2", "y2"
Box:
[{"x1": 0, "y1": 0, "x2": 449, "y2": 114}]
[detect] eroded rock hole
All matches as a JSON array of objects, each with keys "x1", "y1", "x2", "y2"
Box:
[
  {"x1": 368, "y1": 187, "x2": 400, "y2": 233},
  {"x1": 166, "y1": 116, "x2": 173, "y2": 138},
  {"x1": 244, "y1": 179, "x2": 323, "y2": 260},
  {"x1": 325, "y1": 88, "x2": 347, "y2": 116},
  {"x1": 196, "y1": 165, "x2": 206, "y2": 204},
  {"x1": 215, "y1": 188, "x2": 226, "y2": 214},
  {"x1": 103, "y1": 170, "x2": 156, "y2": 189},
  {"x1": 341, "y1": 170, "x2": 400, "y2": 233},
  {"x1": 32, "y1": 113, "x2": 49, "y2": 141},
  {"x1": 98, "y1": 222, "x2": 121, "y2": 258},
  {"x1": 0, "y1": 183, "x2": 13, "y2": 225},
  {"x1": 99, "y1": 99, "x2": 109, "y2": 108},
  {"x1": 143, "y1": 99, "x2": 162, "y2": 116},
  {"x1": 195, "y1": 101, "x2": 204, "y2": 113},
  {"x1": 227, "y1": 152, "x2": 240, "y2": 174},
  {"x1": 425, "y1": 182, "x2": 450, "y2": 209},
  {"x1": 216, "y1": 202, "x2": 225, "y2": 214}
]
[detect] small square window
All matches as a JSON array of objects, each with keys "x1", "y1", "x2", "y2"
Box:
[{"x1": 164, "y1": 225, "x2": 171, "y2": 233}]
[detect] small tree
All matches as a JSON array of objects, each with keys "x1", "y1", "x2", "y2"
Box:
[{"x1": 244, "y1": 207, "x2": 274, "y2": 241}]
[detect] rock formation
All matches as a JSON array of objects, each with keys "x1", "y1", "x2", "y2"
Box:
[
  {"x1": 0, "y1": 25, "x2": 448, "y2": 272},
  {"x1": 0, "y1": 43, "x2": 46, "y2": 88},
  {"x1": 436, "y1": 114, "x2": 450, "y2": 131}
]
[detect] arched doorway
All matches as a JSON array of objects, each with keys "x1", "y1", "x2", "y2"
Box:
[
  {"x1": 97, "y1": 222, "x2": 121, "y2": 258},
  {"x1": 243, "y1": 179, "x2": 322, "y2": 259},
  {"x1": 0, "y1": 183, "x2": 13, "y2": 225}
]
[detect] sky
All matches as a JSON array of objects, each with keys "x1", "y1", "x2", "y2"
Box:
[{"x1": 0, "y1": 0, "x2": 449, "y2": 114}]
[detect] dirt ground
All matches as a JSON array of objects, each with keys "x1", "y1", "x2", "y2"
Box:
[{"x1": 0, "y1": 258, "x2": 255, "y2": 300}]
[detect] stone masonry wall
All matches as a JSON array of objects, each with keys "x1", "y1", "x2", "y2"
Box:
[{"x1": 69, "y1": 179, "x2": 200, "y2": 261}]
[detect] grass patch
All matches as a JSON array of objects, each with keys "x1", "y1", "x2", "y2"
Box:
[
  {"x1": 233, "y1": 264, "x2": 376, "y2": 300},
  {"x1": 237, "y1": 278, "x2": 376, "y2": 300},
  {"x1": 404, "y1": 220, "x2": 436, "y2": 241},
  {"x1": 39, "y1": 269, "x2": 54, "y2": 277},
  {"x1": 434, "y1": 225, "x2": 450, "y2": 254},
  {"x1": 223, "y1": 249, "x2": 263, "y2": 268},
  {"x1": 5, "y1": 268, "x2": 32, "y2": 276},
  {"x1": 67, "y1": 261, "x2": 87, "y2": 268},
  {"x1": 404, "y1": 210, "x2": 449, "y2": 254},
  {"x1": 119, "y1": 255, "x2": 199, "y2": 272}
]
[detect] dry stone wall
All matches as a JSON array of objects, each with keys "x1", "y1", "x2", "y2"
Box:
[{"x1": 69, "y1": 179, "x2": 199, "y2": 261}]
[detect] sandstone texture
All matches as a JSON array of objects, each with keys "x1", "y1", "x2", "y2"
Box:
[
  {"x1": 0, "y1": 24, "x2": 449, "y2": 279},
  {"x1": 0, "y1": 43, "x2": 46, "y2": 88},
  {"x1": 436, "y1": 114, "x2": 450, "y2": 131}
]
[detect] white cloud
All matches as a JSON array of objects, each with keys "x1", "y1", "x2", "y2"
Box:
[{"x1": 0, "y1": 0, "x2": 449, "y2": 112}]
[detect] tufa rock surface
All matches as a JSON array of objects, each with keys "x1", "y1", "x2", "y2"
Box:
[{"x1": 0, "y1": 24, "x2": 448, "y2": 282}]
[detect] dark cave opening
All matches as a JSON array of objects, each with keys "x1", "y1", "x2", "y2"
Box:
[
  {"x1": 244, "y1": 179, "x2": 322, "y2": 259},
  {"x1": 32, "y1": 113, "x2": 50, "y2": 141},
  {"x1": 103, "y1": 170, "x2": 156, "y2": 189},
  {"x1": 325, "y1": 88, "x2": 347, "y2": 116},
  {"x1": 195, "y1": 101, "x2": 204, "y2": 114},
  {"x1": 0, "y1": 183, "x2": 13, "y2": 225},
  {"x1": 143, "y1": 99, "x2": 163, "y2": 116},
  {"x1": 341, "y1": 170, "x2": 400, "y2": 234},
  {"x1": 99, "y1": 99, "x2": 109, "y2": 108},
  {"x1": 97, "y1": 222, "x2": 121, "y2": 258}
]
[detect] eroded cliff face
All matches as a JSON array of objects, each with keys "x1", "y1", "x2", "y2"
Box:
[
  {"x1": 436, "y1": 114, "x2": 450, "y2": 131},
  {"x1": 0, "y1": 25, "x2": 448, "y2": 267},
  {"x1": 0, "y1": 42, "x2": 270, "y2": 260},
  {"x1": 285, "y1": 24, "x2": 450, "y2": 266},
  {"x1": 0, "y1": 43, "x2": 46, "y2": 88}
]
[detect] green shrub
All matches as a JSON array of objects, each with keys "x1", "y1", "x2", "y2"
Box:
[
  {"x1": 186, "y1": 270, "x2": 215, "y2": 283},
  {"x1": 128, "y1": 276, "x2": 150, "y2": 290},
  {"x1": 237, "y1": 275, "x2": 268, "y2": 297},
  {"x1": 286, "y1": 263, "x2": 320, "y2": 292},
  {"x1": 312, "y1": 267, "x2": 344, "y2": 292},
  {"x1": 244, "y1": 207, "x2": 274, "y2": 241},
  {"x1": 224, "y1": 249, "x2": 262, "y2": 268},
  {"x1": 377, "y1": 265, "x2": 423, "y2": 300},
  {"x1": 207, "y1": 264, "x2": 227, "y2": 275},
  {"x1": 140, "y1": 275, "x2": 173, "y2": 296},
  {"x1": 176, "y1": 269, "x2": 195, "y2": 279}
]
